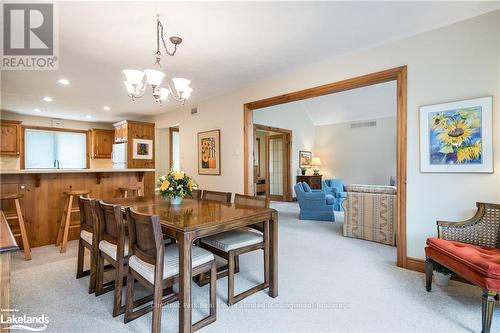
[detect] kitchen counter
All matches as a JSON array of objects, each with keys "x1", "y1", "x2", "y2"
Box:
[{"x1": 0, "y1": 168, "x2": 155, "y2": 174}]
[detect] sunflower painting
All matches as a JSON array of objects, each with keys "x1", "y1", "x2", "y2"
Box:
[
  {"x1": 420, "y1": 96, "x2": 493, "y2": 173},
  {"x1": 198, "y1": 129, "x2": 221, "y2": 175}
]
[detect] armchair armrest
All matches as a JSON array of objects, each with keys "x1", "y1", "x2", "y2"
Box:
[
  {"x1": 304, "y1": 192, "x2": 326, "y2": 201},
  {"x1": 334, "y1": 191, "x2": 347, "y2": 198}
]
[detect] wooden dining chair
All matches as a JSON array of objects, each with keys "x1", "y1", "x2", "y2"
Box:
[
  {"x1": 200, "y1": 193, "x2": 270, "y2": 305},
  {"x1": 76, "y1": 196, "x2": 98, "y2": 294},
  {"x1": 201, "y1": 190, "x2": 232, "y2": 203},
  {"x1": 235, "y1": 194, "x2": 270, "y2": 232},
  {"x1": 191, "y1": 189, "x2": 202, "y2": 200},
  {"x1": 124, "y1": 208, "x2": 217, "y2": 333},
  {"x1": 94, "y1": 200, "x2": 128, "y2": 317}
]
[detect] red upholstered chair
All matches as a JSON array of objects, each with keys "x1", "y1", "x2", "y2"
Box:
[{"x1": 425, "y1": 202, "x2": 500, "y2": 333}]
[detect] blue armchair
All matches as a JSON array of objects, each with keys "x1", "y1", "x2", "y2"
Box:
[
  {"x1": 322, "y1": 179, "x2": 347, "y2": 211},
  {"x1": 294, "y1": 182, "x2": 335, "y2": 221}
]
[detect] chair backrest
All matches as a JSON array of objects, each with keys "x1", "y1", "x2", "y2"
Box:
[
  {"x1": 202, "y1": 190, "x2": 232, "y2": 203},
  {"x1": 125, "y1": 207, "x2": 163, "y2": 265},
  {"x1": 78, "y1": 196, "x2": 96, "y2": 233},
  {"x1": 325, "y1": 179, "x2": 345, "y2": 192},
  {"x1": 95, "y1": 200, "x2": 124, "y2": 246},
  {"x1": 294, "y1": 183, "x2": 306, "y2": 207},
  {"x1": 234, "y1": 194, "x2": 269, "y2": 208},
  {"x1": 191, "y1": 189, "x2": 202, "y2": 200}
]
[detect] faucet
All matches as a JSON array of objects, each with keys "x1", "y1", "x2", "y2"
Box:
[{"x1": 53, "y1": 159, "x2": 60, "y2": 169}]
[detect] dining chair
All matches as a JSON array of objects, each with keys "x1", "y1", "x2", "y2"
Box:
[
  {"x1": 124, "y1": 207, "x2": 217, "y2": 333},
  {"x1": 94, "y1": 200, "x2": 128, "y2": 317},
  {"x1": 191, "y1": 189, "x2": 202, "y2": 200},
  {"x1": 201, "y1": 190, "x2": 232, "y2": 203},
  {"x1": 235, "y1": 194, "x2": 269, "y2": 232},
  {"x1": 76, "y1": 196, "x2": 98, "y2": 294},
  {"x1": 200, "y1": 193, "x2": 270, "y2": 305}
]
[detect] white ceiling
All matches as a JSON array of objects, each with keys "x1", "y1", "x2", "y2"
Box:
[
  {"x1": 1, "y1": 1, "x2": 498, "y2": 123},
  {"x1": 257, "y1": 81, "x2": 397, "y2": 126}
]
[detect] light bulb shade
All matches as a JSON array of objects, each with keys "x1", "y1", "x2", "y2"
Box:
[
  {"x1": 144, "y1": 69, "x2": 165, "y2": 87},
  {"x1": 182, "y1": 87, "x2": 192, "y2": 99},
  {"x1": 123, "y1": 69, "x2": 144, "y2": 85},
  {"x1": 160, "y1": 88, "x2": 170, "y2": 101},
  {"x1": 172, "y1": 77, "x2": 191, "y2": 93},
  {"x1": 311, "y1": 157, "x2": 322, "y2": 166},
  {"x1": 124, "y1": 81, "x2": 135, "y2": 94}
]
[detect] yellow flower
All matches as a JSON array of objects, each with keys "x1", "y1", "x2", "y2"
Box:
[
  {"x1": 187, "y1": 179, "x2": 193, "y2": 191},
  {"x1": 431, "y1": 113, "x2": 446, "y2": 130},
  {"x1": 457, "y1": 140, "x2": 481, "y2": 163},
  {"x1": 173, "y1": 171, "x2": 185, "y2": 181},
  {"x1": 160, "y1": 180, "x2": 170, "y2": 191},
  {"x1": 437, "y1": 120, "x2": 476, "y2": 147}
]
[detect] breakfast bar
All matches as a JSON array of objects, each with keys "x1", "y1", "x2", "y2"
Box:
[{"x1": 0, "y1": 168, "x2": 155, "y2": 248}]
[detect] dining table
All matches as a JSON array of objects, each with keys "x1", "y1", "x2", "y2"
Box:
[{"x1": 106, "y1": 195, "x2": 279, "y2": 333}]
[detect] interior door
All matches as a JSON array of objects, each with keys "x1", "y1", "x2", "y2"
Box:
[{"x1": 266, "y1": 134, "x2": 288, "y2": 201}]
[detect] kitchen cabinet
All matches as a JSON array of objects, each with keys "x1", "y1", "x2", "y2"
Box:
[
  {"x1": 90, "y1": 129, "x2": 114, "y2": 159},
  {"x1": 113, "y1": 121, "x2": 128, "y2": 143},
  {"x1": 0, "y1": 120, "x2": 21, "y2": 156}
]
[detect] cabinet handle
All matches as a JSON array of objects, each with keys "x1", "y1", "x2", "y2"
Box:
[{"x1": 16, "y1": 151, "x2": 20, "y2": 155}]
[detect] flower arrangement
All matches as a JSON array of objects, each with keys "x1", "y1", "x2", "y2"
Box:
[{"x1": 158, "y1": 170, "x2": 196, "y2": 204}]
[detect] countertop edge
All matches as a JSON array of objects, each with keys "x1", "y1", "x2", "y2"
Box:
[{"x1": 0, "y1": 168, "x2": 156, "y2": 175}]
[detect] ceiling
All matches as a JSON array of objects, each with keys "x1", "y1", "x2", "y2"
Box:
[
  {"x1": 256, "y1": 81, "x2": 397, "y2": 126},
  {"x1": 1, "y1": 1, "x2": 498, "y2": 123}
]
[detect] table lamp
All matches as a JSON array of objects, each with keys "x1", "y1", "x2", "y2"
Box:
[{"x1": 311, "y1": 157, "x2": 322, "y2": 175}]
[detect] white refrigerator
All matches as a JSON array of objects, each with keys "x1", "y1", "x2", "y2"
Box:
[{"x1": 112, "y1": 143, "x2": 127, "y2": 169}]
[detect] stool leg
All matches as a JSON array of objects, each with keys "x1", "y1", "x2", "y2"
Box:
[
  {"x1": 15, "y1": 198, "x2": 31, "y2": 261},
  {"x1": 123, "y1": 190, "x2": 128, "y2": 198},
  {"x1": 60, "y1": 195, "x2": 73, "y2": 253},
  {"x1": 56, "y1": 196, "x2": 69, "y2": 246},
  {"x1": 137, "y1": 189, "x2": 141, "y2": 197}
]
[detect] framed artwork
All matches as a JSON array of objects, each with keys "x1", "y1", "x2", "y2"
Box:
[
  {"x1": 198, "y1": 129, "x2": 221, "y2": 175},
  {"x1": 299, "y1": 150, "x2": 312, "y2": 168},
  {"x1": 419, "y1": 96, "x2": 493, "y2": 173},
  {"x1": 132, "y1": 139, "x2": 153, "y2": 160}
]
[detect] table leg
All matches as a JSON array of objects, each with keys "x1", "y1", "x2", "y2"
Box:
[
  {"x1": 179, "y1": 233, "x2": 193, "y2": 333},
  {"x1": 269, "y1": 211, "x2": 278, "y2": 298}
]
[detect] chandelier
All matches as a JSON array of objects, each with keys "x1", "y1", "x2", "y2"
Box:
[{"x1": 123, "y1": 15, "x2": 192, "y2": 105}]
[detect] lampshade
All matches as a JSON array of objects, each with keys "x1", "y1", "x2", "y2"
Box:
[
  {"x1": 311, "y1": 157, "x2": 322, "y2": 166},
  {"x1": 144, "y1": 69, "x2": 165, "y2": 87},
  {"x1": 160, "y1": 88, "x2": 170, "y2": 101},
  {"x1": 172, "y1": 77, "x2": 191, "y2": 93},
  {"x1": 123, "y1": 69, "x2": 144, "y2": 85},
  {"x1": 124, "y1": 81, "x2": 135, "y2": 94},
  {"x1": 183, "y1": 87, "x2": 193, "y2": 99}
]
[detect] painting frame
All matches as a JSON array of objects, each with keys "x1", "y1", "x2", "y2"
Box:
[
  {"x1": 198, "y1": 129, "x2": 221, "y2": 175},
  {"x1": 299, "y1": 150, "x2": 312, "y2": 169},
  {"x1": 132, "y1": 138, "x2": 153, "y2": 160},
  {"x1": 419, "y1": 96, "x2": 493, "y2": 173}
]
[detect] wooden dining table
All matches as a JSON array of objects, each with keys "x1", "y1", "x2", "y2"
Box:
[{"x1": 107, "y1": 196, "x2": 279, "y2": 333}]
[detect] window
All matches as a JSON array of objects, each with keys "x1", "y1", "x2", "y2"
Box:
[{"x1": 25, "y1": 129, "x2": 87, "y2": 169}]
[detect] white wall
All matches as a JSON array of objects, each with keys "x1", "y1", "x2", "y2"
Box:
[
  {"x1": 150, "y1": 11, "x2": 500, "y2": 259},
  {"x1": 254, "y1": 102, "x2": 316, "y2": 182},
  {"x1": 315, "y1": 116, "x2": 396, "y2": 185},
  {"x1": 0, "y1": 111, "x2": 113, "y2": 170}
]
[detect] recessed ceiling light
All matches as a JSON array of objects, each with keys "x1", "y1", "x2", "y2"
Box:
[
  {"x1": 58, "y1": 78, "x2": 70, "y2": 85},
  {"x1": 103, "y1": 106, "x2": 111, "y2": 111},
  {"x1": 34, "y1": 108, "x2": 41, "y2": 113},
  {"x1": 43, "y1": 96, "x2": 53, "y2": 102},
  {"x1": 86, "y1": 115, "x2": 92, "y2": 119}
]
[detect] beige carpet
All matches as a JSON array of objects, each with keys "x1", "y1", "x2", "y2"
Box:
[{"x1": 10, "y1": 201, "x2": 497, "y2": 332}]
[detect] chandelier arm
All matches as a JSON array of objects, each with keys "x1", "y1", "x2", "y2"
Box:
[{"x1": 158, "y1": 19, "x2": 178, "y2": 57}]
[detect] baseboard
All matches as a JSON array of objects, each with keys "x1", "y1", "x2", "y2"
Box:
[{"x1": 406, "y1": 257, "x2": 425, "y2": 273}]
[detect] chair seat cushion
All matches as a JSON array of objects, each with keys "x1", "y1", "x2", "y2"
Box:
[
  {"x1": 426, "y1": 237, "x2": 500, "y2": 279},
  {"x1": 201, "y1": 228, "x2": 263, "y2": 252},
  {"x1": 99, "y1": 239, "x2": 129, "y2": 260},
  {"x1": 80, "y1": 230, "x2": 93, "y2": 245},
  {"x1": 128, "y1": 244, "x2": 214, "y2": 284},
  {"x1": 325, "y1": 194, "x2": 335, "y2": 205}
]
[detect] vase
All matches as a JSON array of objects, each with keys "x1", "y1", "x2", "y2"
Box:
[
  {"x1": 170, "y1": 196, "x2": 183, "y2": 205},
  {"x1": 434, "y1": 272, "x2": 451, "y2": 286}
]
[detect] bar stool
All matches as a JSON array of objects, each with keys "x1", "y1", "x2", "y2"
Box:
[
  {"x1": 56, "y1": 189, "x2": 91, "y2": 253},
  {"x1": 118, "y1": 186, "x2": 141, "y2": 198},
  {"x1": 0, "y1": 194, "x2": 31, "y2": 260}
]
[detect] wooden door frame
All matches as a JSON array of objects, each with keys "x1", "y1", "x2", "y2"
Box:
[
  {"x1": 168, "y1": 127, "x2": 179, "y2": 169},
  {"x1": 243, "y1": 66, "x2": 408, "y2": 268}
]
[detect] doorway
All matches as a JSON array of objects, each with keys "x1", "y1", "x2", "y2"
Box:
[
  {"x1": 169, "y1": 127, "x2": 180, "y2": 171},
  {"x1": 253, "y1": 124, "x2": 292, "y2": 201},
  {"x1": 243, "y1": 66, "x2": 408, "y2": 268}
]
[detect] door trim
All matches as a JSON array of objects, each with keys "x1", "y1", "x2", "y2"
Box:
[{"x1": 243, "y1": 66, "x2": 408, "y2": 268}]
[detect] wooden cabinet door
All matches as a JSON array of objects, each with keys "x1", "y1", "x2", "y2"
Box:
[
  {"x1": 114, "y1": 123, "x2": 128, "y2": 143},
  {"x1": 0, "y1": 121, "x2": 21, "y2": 156},
  {"x1": 92, "y1": 129, "x2": 113, "y2": 159}
]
